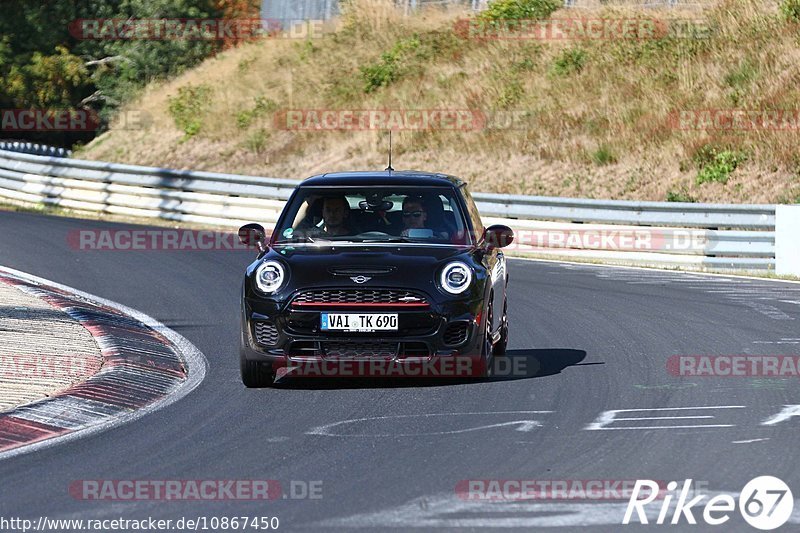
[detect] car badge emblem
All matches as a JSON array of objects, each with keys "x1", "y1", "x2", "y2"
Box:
[{"x1": 350, "y1": 276, "x2": 371, "y2": 284}]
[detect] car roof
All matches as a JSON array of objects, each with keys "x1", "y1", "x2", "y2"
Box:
[{"x1": 299, "y1": 170, "x2": 464, "y2": 188}]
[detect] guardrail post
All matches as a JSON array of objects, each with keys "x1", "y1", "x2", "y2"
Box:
[{"x1": 776, "y1": 205, "x2": 800, "y2": 276}]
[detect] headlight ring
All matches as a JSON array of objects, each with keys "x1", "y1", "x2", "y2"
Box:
[
  {"x1": 255, "y1": 260, "x2": 286, "y2": 294},
  {"x1": 440, "y1": 261, "x2": 472, "y2": 295}
]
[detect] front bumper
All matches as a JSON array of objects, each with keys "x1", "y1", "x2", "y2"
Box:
[{"x1": 240, "y1": 290, "x2": 485, "y2": 367}]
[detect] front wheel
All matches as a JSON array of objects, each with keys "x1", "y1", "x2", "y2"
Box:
[
  {"x1": 240, "y1": 353, "x2": 275, "y2": 388},
  {"x1": 478, "y1": 300, "x2": 495, "y2": 379},
  {"x1": 493, "y1": 296, "x2": 508, "y2": 357}
]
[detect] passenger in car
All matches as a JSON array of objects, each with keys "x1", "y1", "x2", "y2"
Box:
[
  {"x1": 400, "y1": 196, "x2": 448, "y2": 239},
  {"x1": 422, "y1": 194, "x2": 456, "y2": 239}
]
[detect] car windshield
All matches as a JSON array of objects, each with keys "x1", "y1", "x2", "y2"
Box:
[{"x1": 274, "y1": 186, "x2": 471, "y2": 245}]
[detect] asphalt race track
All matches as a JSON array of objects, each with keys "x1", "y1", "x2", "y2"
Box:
[{"x1": 1, "y1": 209, "x2": 799, "y2": 531}]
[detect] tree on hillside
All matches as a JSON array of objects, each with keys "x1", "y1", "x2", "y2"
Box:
[{"x1": 0, "y1": 0, "x2": 257, "y2": 146}]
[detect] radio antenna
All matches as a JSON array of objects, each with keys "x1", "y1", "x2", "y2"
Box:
[{"x1": 385, "y1": 131, "x2": 394, "y2": 172}]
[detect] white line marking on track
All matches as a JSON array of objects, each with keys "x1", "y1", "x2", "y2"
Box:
[
  {"x1": 585, "y1": 406, "x2": 746, "y2": 431},
  {"x1": 762, "y1": 405, "x2": 800, "y2": 426},
  {"x1": 307, "y1": 411, "x2": 553, "y2": 437},
  {"x1": 591, "y1": 425, "x2": 735, "y2": 430},
  {"x1": 732, "y1": 438, "x2": 770, "y2": 444},
  {"x1": 615, "y1": 416, "x2": 715, "y2": 421}
]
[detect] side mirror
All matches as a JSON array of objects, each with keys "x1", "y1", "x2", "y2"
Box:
[
  {"x1": 239, "y1": 223, "x2": 268, "y2": 252},
  {"x1": 484, "y1": 225, "x2": 514, "y2": 250}
]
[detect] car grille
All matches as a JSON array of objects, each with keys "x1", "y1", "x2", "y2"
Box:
[
  {"x1": 291, "y1": 289, "x2": 428, "y2": 308},
  {"x1": 443, "y1": 322, "x2": 469, "y2": 346},
  {"x1": 254, "y1": 322, "x2": 279, "y2": 346},
  {"x1": 324, "y1": 341, "x2": 397, "y2": 359}
]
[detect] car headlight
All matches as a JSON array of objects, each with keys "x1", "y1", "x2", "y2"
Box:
[
  {"x1": 440, "y1": 261, "x2": 472, "y2": 295},
  {"x1": 255, "y1": 260, "x2": 286, "y2": 294}
]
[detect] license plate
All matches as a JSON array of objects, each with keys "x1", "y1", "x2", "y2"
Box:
[{"x1": 321, "y1": 313, "x2": 398, "y2": 332}]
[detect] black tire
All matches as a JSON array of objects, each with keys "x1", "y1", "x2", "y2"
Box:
[
  {"x1": 479, "y1": 300, "x2": 494, "y2": 379},
  {"x1": 240, "y1": 353, "x2": 275, "y2": 388},
  {"x1": 493, "y1": 296, "x2": 508, "y2": 357}
]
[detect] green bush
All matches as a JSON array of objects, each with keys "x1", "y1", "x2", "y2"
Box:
[
  {"x1": 244, "y1": 128, "x2": 269, "y2": 153},
  {"x1": 236, "y1": 96, "x2": 278, "y2": 129},
  {"x1": 666, "y1": 189, "x2": 697, "y2": 203},
  {"x1": 511, "y1": 57, "x2": 536, "y2": 72},
  {"x1": 724, "y1": 59, "x2": 758, "y2": 105},
  {"x1": 692, "y1": 144, "x2": 717, "y2": 168},
  {"x1": 360, "y1": 37, "x2": 421, "y2": 93},
  {"x1": 360, "y1": 59, "x2": 400, "y2": 93},
  {"x1": 480, "y1": 0, "x2": 561, "y2": 23},
  {"x1": 592, "y1": 145, "x2": 617, "y2": 166},
  {"x1": 168, "y1": 84, "x2": 212, "y2": 138},
  {"x1": 551, "y1": 48, "x2": 587, "y2": 76},
  {"x1": 694, "y1": 148, "x2": 747, "y2": 185},
  {"x1": 724, "y1": 59, "x2": 758, "y2": 89},
  {"x1": 780, "y1": 0, "x2": 800, "y2": 22},
  {"x1": 496, "y1": 77, "x2": 524, "y2": 108}
]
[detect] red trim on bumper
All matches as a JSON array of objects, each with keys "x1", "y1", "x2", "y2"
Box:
[{"x1": 291, "y1": 302, "x2": 429, "y2": 308}]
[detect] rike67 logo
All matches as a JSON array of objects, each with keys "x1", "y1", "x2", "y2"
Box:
[{"x1": 623, "y1": 477, "x2": 793, "y2": 530}]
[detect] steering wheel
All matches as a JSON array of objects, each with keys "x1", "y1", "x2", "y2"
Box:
[{"x1": 355, "y1": 231, "x2": 391, "y2": 238}]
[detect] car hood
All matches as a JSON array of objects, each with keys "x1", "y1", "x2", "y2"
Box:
[{"x1": 249, "y1": 243, "x2": 479, "y2": 294}]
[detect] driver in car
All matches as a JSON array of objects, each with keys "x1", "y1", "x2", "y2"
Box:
[{"x1": 317, "y1": 196, "x2": 352, "y2": 237}]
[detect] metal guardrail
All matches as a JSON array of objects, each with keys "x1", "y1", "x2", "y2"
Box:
[
  {"x1": 474, "y1": 193, "x2": 774, "y2": 230},
  {"x1": 0, "y1": 146, "x2": 776, "y2": 271},
  {"x1": 0, "y1": 142, "x2": 72, "y2": 158}
]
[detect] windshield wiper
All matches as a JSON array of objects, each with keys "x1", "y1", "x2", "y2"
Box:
[
  {"x1": 276, "y1": 234, "x2": 327, "y2": 244},
  {"x1": 350, "y1": 236, "x2": 414, "y2": 243}
]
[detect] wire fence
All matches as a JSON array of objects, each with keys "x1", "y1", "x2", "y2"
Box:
[
  {"x1": 561, "y1": 0, "x2": 710, "y2": 7},
  {"x1": 261, "y1": 0, "x2": 714, "y2": 21}
]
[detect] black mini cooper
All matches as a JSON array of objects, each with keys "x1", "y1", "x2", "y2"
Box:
[{"x1": 238, "y1": 171, "x2": 513, "y2": 387}]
